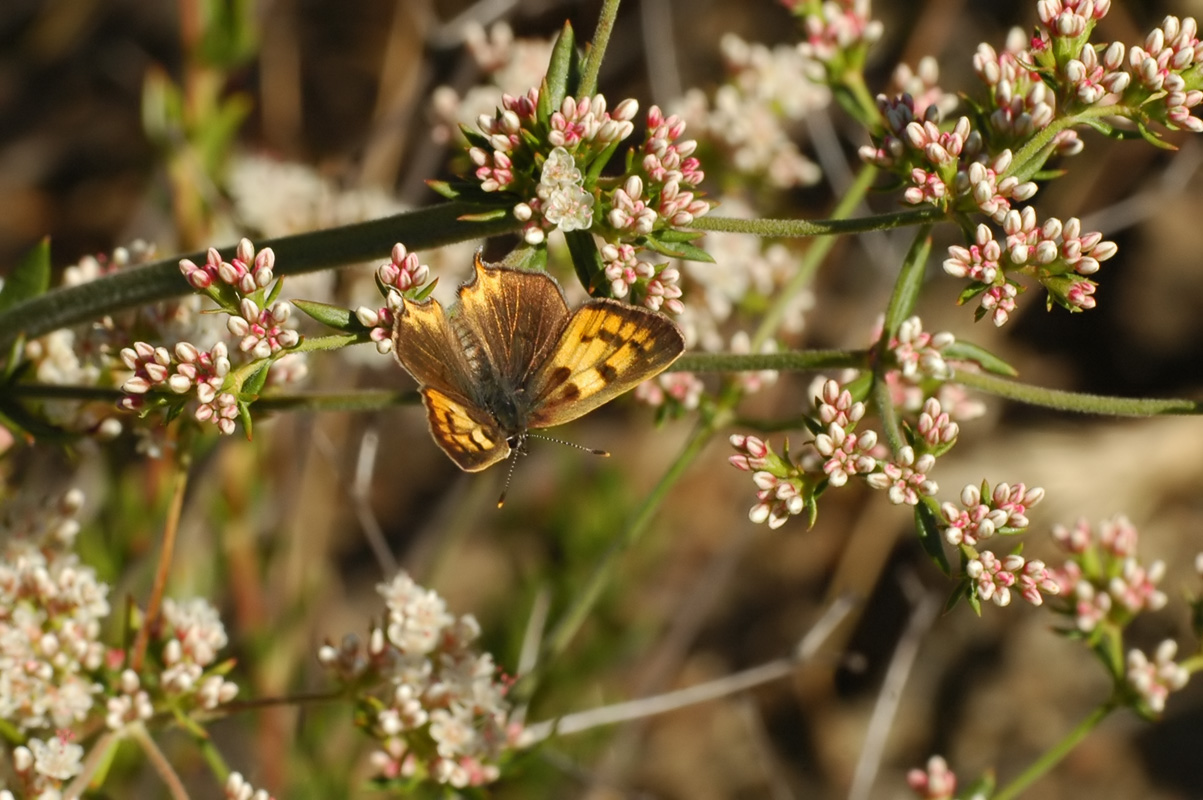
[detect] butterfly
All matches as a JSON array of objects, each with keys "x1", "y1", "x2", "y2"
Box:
[{"x1": 392, "y1": 252, "x2": 686, "y2": 472}]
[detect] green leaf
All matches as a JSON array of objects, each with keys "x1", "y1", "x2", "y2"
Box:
[
  {"x1": 565, "y1": 230, "x2": 605, "y2": 295},
  {"x1": 914, "y1": 500, "x2": 951, "y2": 575},
  {"x1": 657, "y1": 228, "x2": 706, "y2": 243},
  {"x1": 944, "y1": 340, "x2": 1018, "y2": 377},
  {"x1": 584, "y1": 139, "x2": 622, "y2": 183},
  {"x1": 0, "y1": 237, "x2": 51, "y2": 313},
  {"x1": 651, "y1": 239, "x2": 715, "y2": 263},
  {"x1": 881, "y1": 227, "x2": 931, "y2": 341},
  {"x1": 544, "y1": 22, "x2": 577, "y2": 113},
  {"x1": 414, "y1": 277, "x2": 440, "y2": 301},
  {"x1": 427, "y1": 180, "x2": 460, "y2": 199},
  {"x1": 238, "y1": 400, "x2": 254, "y2": 440},
  {"x1": 242, "y1": 361, "x2": 271, "y2": 399},
  {"x1": 502, "y1": 244, "x2": 549, "y2": 273},
  {"x1": 293, "y1": 300, "x2": 358, "y2": 332},
  {"x1": 1137, "y1": 119, "x2": 1178, "y2": 151},
  {"x1": 457, "y1": 209, "x2": 509, "y2": 222}
]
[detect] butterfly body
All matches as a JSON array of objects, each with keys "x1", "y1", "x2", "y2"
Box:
[{"x1": 392, "y1": 254, "x2": 686, "y2": 471}]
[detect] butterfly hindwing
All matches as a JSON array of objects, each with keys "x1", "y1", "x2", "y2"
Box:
[
  {"x1": 421, "y1": 387, "x2": 512, "y2": 472},
  {"x1": 525, "y1": 298, "x2": 686, "y2": 429}
]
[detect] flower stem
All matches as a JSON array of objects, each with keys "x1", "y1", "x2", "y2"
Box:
[
  {"x1": 673, "y1": 348, "x2": 867, "y2": 373},
  {"x1": 131, "y1": 439, "x2": 192, "y2": 672},
  {"x1": 579, "y1": 0, "x2": 621, "y2": 96},
  {"x1": 687, "y1": 203, "x2": 941, "y2": 239},
  {"x1": 992, "y1": 702, "x2": 1116, "y2": 800},
  {"x1": 954, "y1": 370, "x2": 1203, "y2": 416}
]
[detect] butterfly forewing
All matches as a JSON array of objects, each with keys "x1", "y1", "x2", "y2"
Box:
[
  {"x1": 392, "y1": 293, "x2": 482, "y2": 402},
  {"x1": 455, "y1": 254, "x2": 571, "y2": 389},
  {"x1": 525, "y1": 299, "x2": 686, "y2": 429}
]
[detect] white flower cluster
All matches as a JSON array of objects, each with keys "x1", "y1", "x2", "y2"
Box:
[{"x1": 320, "y1": 572, "x2": 521, "y2": 788}]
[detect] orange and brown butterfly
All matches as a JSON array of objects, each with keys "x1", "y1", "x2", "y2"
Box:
[{"x1": 391, "y1": 252, "x2": 685, "y2": 473}]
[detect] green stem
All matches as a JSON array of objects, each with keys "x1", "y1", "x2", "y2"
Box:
[
  {"x1": 579, "y1": 0, "x2": 621, "y2": 96},
  {"x1": 673, "y1": 349, "x2": 867, "y2": 373},
  {"x1": 687, "y1": 204, "x2": 942, "y2": 239},
  {"x1": 955, "y1": 370, "x2": 1203, "y2": 416},
  {"x1": 993, "y1": 703, "x2": 1116, "y2": 800},
  {"x1": 0, "y1": 201, "x2": 520, "y2": 352}
]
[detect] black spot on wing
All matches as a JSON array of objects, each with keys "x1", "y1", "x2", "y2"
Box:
[
  {"x1": 549, "y1": 366, "x2": 572, "y2": 385},
  {"x1": 559, "y1": 383, "x2": 581, "y2": 401},
  {"x1": 599, "y1": 363, "x2": 619, "y2": 382}
]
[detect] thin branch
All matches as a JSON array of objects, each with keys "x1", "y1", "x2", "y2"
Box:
[
  {"x1": 955, "y1": 369, "x2": 1203, "y2": 416},
  {"x1": 522, "y1": 594, "x2": 856, "y2": 743}
]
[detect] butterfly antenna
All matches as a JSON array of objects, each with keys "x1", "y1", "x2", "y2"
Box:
[
  {"x1": 496, "y1": 435, "x2": 609, "y2": 508},
  {"x1": 497, "y1": 448, "x2": 521, "y2": 508},
  {"x1": 527, "y1": 433, "x2": 610, "y2": 458}
]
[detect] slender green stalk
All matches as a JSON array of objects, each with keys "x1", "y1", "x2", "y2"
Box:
[
  {"x1": 993, "y1": 703, "x2": 1116, "y2": 800},
  {"x1": 579, "y1": 0, "x2": 621, "y2": 96},
  {"x1": 0, "y1": 201, "x2": 519, "y2": 352},
  {"x1": 954, "y1": 370, "x2": 1203, "y2": 416},
  {"x1": 687, "y1": 204, "x2": 942, "y2": 239},
  {"x1": 673, "y1": 349, "x2": 867, "y2": 373}
]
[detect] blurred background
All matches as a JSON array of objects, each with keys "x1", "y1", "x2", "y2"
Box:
[{"x1": 3, "y1": 0, "x2": 1203, "y2": 797}]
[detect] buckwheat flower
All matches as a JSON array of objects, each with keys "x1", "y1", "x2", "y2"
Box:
[
  {"x1": 162, "y1": 597, "x2": 228, "y2": 667},
  {"x1": 330, "y1": 572, "x2": 521, "y2": 788},
  {"x1": 907, "y1": 754, "x2": 957, "y2": 800},
  {"x1": 642, "y1": 264, "x2": 684, "y2": 315},
  {"x1": 814, "y1": 424, "x2": 878, "y2": 487},
  {"x1": 380, "y1": 573, "x2": 454, "y2": 656},
  {"x1": 797, "y1": 0, "x2": 884, "y2": 67},
  {"x1": 0, "y1": 522, "x2": 108, "y2": 731},
  {"x1": 891, "y1": 317, "x2": 954, "y2": 380},
  {"x1": 979, "y1": 282, "x2": 1019, "y2": 326},
  {"x1": 601, "y1": 242, "x2": 655, "y2": 299},
  {"x1": 944, "y1": 224, "x2": 1002, "y2": 283},
  {"x1": 915, "y1": 397, "x2": 960, "y2": 449},
  {"x1": 541, "y1": 182, "x2": 595, "y2": 232},
  {"x1": 377, "y1": 243, "x2": 431, "y2": 296},
  {"x1": 867, "y1": 446, "x2": 938, "y2": 505},
  {"x1": 1126, "y1": 639, "x2": 1189, "y2": 714},
  {"x1": 1036, "y1": 0, "x2": 1110, "y2": 40},
  {"x1": 967, "y1": 550, "x2": 1022, "y2": 606},
  {"x1": 729, "y1": 434, "x2": 770, "y2": 471},
  {"x1": 815, "y1": 378, "x2": 865, "y2": 429},
  {"x1": 226, "y1": 771, "x2": 274, "y2": 800},
  {"x1": 1109, "y1": 558, "x2": 1167, "y2": 614},
  {"x1": 27, "y1": 734, "x2": 84, "y2": 781},
  {"x1": 608, "y1": 176, "x2": 658, "y2": 234}
]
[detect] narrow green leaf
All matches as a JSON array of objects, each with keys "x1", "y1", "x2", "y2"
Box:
[
  {"x1": 565, "y1": 230, "x2": 604, "y2": 295},
  {"x1": 242, "y1": 361, "x2": 271, "y2": 399},
  {"x1": 915, "y1": 500, "x2": 951, "y2": 574},
  {"x1": 414, "y1": 277, "x2": 440, "y2": 301},
  {"x1": 882, "y1": 227, "x2": 932, "y2": 340},
  {"x1": 944, "y1": 340, "x2": 1019, "y2": 377},
  {"x1": 1138, "y1": 120, "x2": 1178, "y2": 151},
  {"x1": 0, "y1": 238, "x2": 51, "y2": 313},
  {"x1": 293, "y1": 300, "x2": 357, "y2": 331},
  {"x1": 426, "y1": 180, "x2": 460, "y2": 199},
  {"x1": 544, "y1": 22, "x2": 576, "y2": 112},
  {"x1": 641, "y1": 238, "x2": 715, "y2": 263},
  {"x1": 457, "y1": 209, "x2": 509, "y2": 222},
  {"x1": 239, "y1": 400, "x2": 254, "y2": 440},
  {"x1": 657, "y1": 228, "x2": 706, "y2": 243}
]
